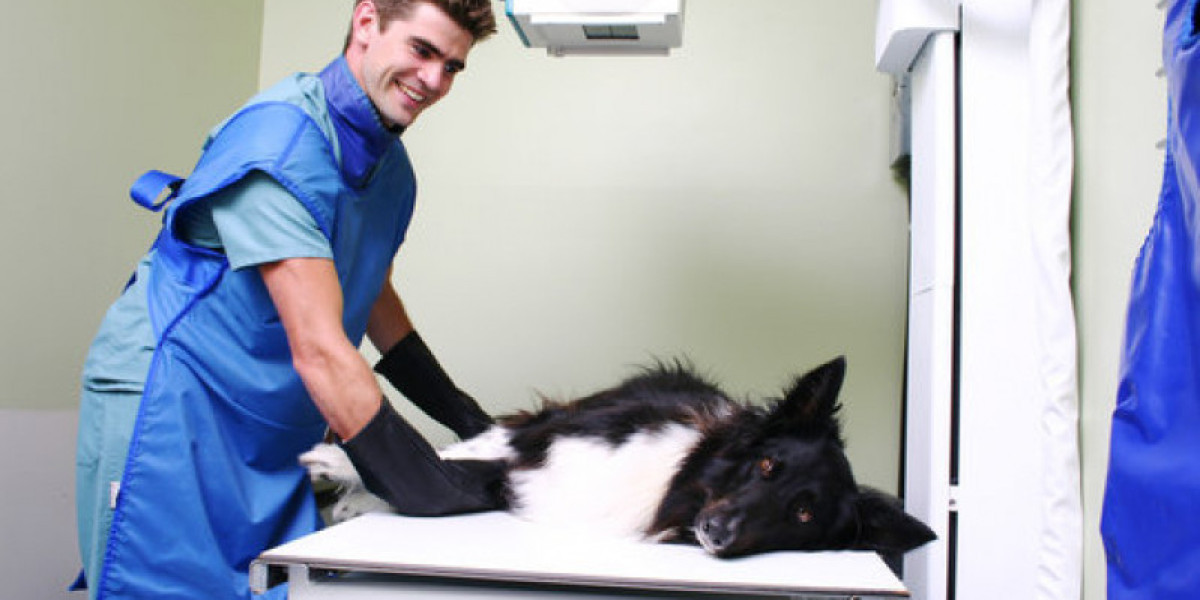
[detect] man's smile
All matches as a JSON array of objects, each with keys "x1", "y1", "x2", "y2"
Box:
[{"x1": 398, "y1": 81, "x2": 427, "y2": 104}]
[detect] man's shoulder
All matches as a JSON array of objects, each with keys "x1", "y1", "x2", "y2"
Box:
[
  {"x1": 180, "y1": 72, "x2": 343, "y2": 219},
  {"x1": 253, "y1": 72, "x2": 328, "y2": 122},
  {"x1": 205, "y1": 72, "x2": 336, "y2": 151}
]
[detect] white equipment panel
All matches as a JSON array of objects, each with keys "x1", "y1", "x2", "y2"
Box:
[
  {"x1": 877, "y1": 0, "x2": 1082, "y2": 599},
  {"x1": 252, "y1": 512, "x2": 909, "y2": 599}
]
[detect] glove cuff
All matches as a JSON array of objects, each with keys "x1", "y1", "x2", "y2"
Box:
[
  {"x1": 375, "y1": 331, "x2": 493, "y2": 439},
  {"x1": 340, "y1": 400, "x2": 506, "y2": 516}
]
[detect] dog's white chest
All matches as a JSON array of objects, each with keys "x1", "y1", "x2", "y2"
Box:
[{"x1": 506, "y1": 424, "x2": 702, "y2": 539}]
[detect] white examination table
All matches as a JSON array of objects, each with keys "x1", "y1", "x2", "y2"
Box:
[{"x1": 251, "y1": 512, "x2": 909, "y2": 599}]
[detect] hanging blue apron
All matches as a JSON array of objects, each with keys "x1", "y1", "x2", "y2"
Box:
[
  {"x1": 92, "y1": 58, "x2": 415, "y2": 599},
  {"x1": 1102, "y1": 1, "x2": 1200, "y2": 598}
]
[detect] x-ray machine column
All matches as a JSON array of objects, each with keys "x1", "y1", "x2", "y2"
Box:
[{"x1": 877, "y1": 1, "x2": 1083, "y2": 599}]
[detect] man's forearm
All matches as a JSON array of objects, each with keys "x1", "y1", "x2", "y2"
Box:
[
  {"x1": 292, "y1": 339, "x2": 383, "y2": 440},
  {"x1": 366, "y1": 273, "x2": 414, "y2": 356},
  {"x1": 260, "y1": 256, "x2": 384, "y2": 440}
]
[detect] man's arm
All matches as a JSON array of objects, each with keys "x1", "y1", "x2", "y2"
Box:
[
  {"x1": 260, "y1": 256, "x2": 381, "y2": 440},
  {"x1": 365, "y1": 267, "x2": 413, "y2": 356},
  {"x1": 260, "y1": 256, "x2": 504, "y2": 515}
]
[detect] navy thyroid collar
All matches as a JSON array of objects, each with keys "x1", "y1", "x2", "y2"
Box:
[{"x1": 319, "y1": 56, "x2": 400, "y2": 189}]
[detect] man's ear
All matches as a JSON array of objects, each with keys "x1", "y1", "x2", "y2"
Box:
[{"x1": 348, "y1": 0, "x2": 381, "y2": 50}]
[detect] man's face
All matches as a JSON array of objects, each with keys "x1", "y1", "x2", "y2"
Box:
[{"x1": 348, "y1": 1, "x2": 474, "y2": 129}]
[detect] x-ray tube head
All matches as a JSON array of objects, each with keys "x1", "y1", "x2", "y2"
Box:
[{"x1": 506, "y1": 0, "x2": 685, "y2": 57}]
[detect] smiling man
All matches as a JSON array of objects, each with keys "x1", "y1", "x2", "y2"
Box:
[
  {"x1": 74, "y1": 2, "x2": 501, "y2": 599},
  {"x1": 348, "y1": 0, "x2": 474, "y2": 128}
]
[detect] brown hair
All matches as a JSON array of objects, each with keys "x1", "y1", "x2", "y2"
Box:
[{"x1": 344, "y1": 0, "x2": 497, "y2": 50}]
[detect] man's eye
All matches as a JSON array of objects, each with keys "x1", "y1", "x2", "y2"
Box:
[{"x1": 412, "y1": 44, "x2": 433, "y2": 59}]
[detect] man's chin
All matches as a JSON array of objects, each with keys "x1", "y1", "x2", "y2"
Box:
[{"x1": 378, "y1": 107, "x2": 416, "y2": 131}]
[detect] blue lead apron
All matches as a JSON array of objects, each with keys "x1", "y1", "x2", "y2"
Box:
[
  {"x1": 1102, "y1": 1, "x2": 1200, "y2": 598},
  {"x1": 92, "y1": 64, "x2": 415, "y2": 599}
]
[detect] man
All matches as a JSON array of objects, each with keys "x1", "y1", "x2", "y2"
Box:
[{"x1": 75, "y1": 2, "x2": 503, "y2": 598}]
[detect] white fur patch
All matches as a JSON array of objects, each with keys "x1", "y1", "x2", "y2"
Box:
[
  {"x1": 507, "y1": 424, "x2": 702, "y2": 539},
  {"x1": 437, "y1": 425, "x2": 515, "y2": 461}
]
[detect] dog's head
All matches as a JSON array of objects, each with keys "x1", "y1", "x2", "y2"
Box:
[{"x1": 689, "y1": 356, "x2": 936, "y2": 558}]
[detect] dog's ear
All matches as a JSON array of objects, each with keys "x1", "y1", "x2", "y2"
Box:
[
  {"x1": 768, "y1": 356, "x2": 846, "y2": 437},
  {"x1": 850, "y1": 488, "x2": 937, "y2": 554}
]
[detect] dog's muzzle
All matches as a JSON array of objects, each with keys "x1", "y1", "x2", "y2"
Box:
[{"x1": 693, "y1": 510, "x2": 743, "y2": 556}]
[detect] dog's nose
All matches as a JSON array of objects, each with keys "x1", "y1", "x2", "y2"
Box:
[{"x1": 696, "y1": 514, "x2": 736, "y2": 553}]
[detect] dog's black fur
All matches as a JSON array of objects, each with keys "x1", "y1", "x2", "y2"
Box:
[
  {"x1": 492, "y1": 356, "x2": 935, "y2": 561},
  {"x1": 308, "y1": 356, "x2": 935, "y2": 568}
]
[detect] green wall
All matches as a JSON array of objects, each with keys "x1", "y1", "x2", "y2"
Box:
[
  {"x1": 0, "y1": 1, "x2": 264, "y2": 411},
  {"x1": 1073, "y1": 2, "x2": 1166, "y2": 598}
]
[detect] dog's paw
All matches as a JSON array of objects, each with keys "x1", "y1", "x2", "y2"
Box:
[
  {"x1": 299, "y1": 443, "x2": 361, "y2": 487},
  {"x1": 330, "y1": 491, "x2": 392, "y2": 523},
  {"x1": 301, "y1": 443, "x2": 393, "y2": 524}
]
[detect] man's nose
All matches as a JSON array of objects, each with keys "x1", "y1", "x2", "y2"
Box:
[{"x1": 418, "y1": 63, "x2": 448, "y2": 96}]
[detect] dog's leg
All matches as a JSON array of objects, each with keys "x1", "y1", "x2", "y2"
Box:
[
  {"x1": 300, "y1": 425, "x2": 514, "y2": 525},
  {"x1": 299, "y1": 443, "x2": 391, "y2": 523}
]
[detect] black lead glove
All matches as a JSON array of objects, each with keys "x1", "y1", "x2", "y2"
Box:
[
  {"x1": 374, "y1": 331, "x2": 493, "y2": 439},
  {"x1": 341, "y1": 400, "x2": 507, "y2": 516}
]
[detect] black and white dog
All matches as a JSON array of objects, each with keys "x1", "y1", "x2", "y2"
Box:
[{"x1": 301, "y1": 356, "x2": 935, "y2": 561}]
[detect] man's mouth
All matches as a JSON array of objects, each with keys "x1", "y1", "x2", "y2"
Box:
[{"x1": 399, "y1": 82, "x2": 426, "y2": 104}]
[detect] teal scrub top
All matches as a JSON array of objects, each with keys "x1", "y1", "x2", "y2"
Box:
[{"x1": 82, "y1": 172, "x2": 333, "y2": 392}]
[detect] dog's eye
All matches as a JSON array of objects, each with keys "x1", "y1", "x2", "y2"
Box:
[
  {"x1": 758, "y1": 457, "x2": 778, "y2": 479},
  {"x1": 797, "y1": 506, "x2": 814, "y2": 524}
]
